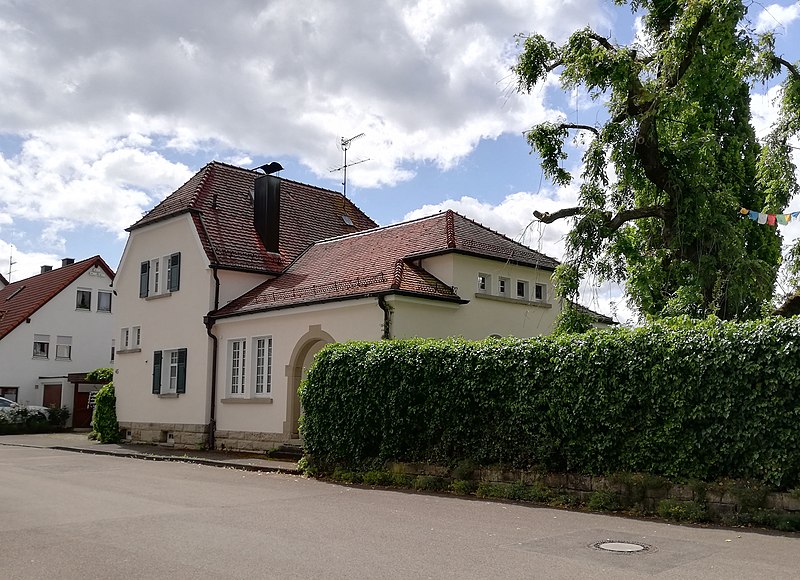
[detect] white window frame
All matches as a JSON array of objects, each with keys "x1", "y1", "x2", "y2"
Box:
[
  {"x1": 498, "y1": 277, "x2": 510, "y2": 297},
  {"x1": 253, "y1": 336, "x2": 273, "y2": 396},
  {"x1": 120, "y1": 328, "x2": 130, "y2": 350},
  {"x1": 133, "y1": 326, "x2": 141, "y2": 349},
  {"x1": 55, "y1": 336, "x2": 72, "y2": 360},
  {"x1": 516, "y1": 280, "x2": 529, "y2": 300},
  {"x1": 76, "y1": 288, "x2": 92, "y2": 310},
  {"x1": 33, "y1": 334, "x2": 50, "y2": 359},
  {"x1": 477, "y1": 273, "x2": 491, "y2": 294},
  {"x1": 98, "y1": 290, "x2": 112, "y2": 312},
  {"x1": 534, "y1": 283, "x2": 547, "y2": 302},
  {"x1": 228, "y1": 339, "x2": 247, "y2": 397},
  {"x1": 166, "y1": 350, "x2": 180, "y2": 393}
]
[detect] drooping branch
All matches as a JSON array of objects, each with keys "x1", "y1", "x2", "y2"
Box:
[
  {"x1": 586, "y1": 32, "x2": 616, "y2": 52},
  {"x1": 775, "y1": 57, "x2": 800, "y2": 81},
  {"x1": 534, "y1": 204, "x2": 667, "y2": 234},
  {"x1": 669, "y1": 5, "x2": 712, "y2": 88}
]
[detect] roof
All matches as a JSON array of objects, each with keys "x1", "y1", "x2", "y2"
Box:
[
  {"x1": 0, "y1": 273, "x2": 7, "y2": 287},
  {"x1": 0, "y1": 256, "x2": 115, "y2": 341},
  {"x1": 213, "y1": 210, "x2": 559, "y2": 318},
  {"x1": 569, "y1": 301, "x2": 616, "y2": 326},
  {"x1": 129, "y1": 161, "x2": 377, "y2": 273}
]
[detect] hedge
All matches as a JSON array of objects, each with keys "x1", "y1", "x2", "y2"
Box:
[{"x1": 300, "y1": 317, "x2": 800, "y2": 489}]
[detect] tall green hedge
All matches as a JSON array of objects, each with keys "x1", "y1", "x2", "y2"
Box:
[{"x1": 300, "y1": 317, "x2": 800, "y2": 488}]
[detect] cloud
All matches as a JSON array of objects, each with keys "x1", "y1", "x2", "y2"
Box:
[{"x1": 755, "y1": 2, "x2": 800, "y2": 34}]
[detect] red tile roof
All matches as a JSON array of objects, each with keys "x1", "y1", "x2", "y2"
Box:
[
  {"x1": 129, "y1": 161, "x2": 377, "y2": 273},
  {"x1": 213, "y1": 211, "x2": 559, "y2": 318},
  {"x1": 0, "y1": 256, "x2": 115, "y2": 340}
]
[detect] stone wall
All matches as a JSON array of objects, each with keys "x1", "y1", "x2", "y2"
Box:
[
  {"x1": 213, "y1": 430, "x2": 288, "y2": 453},
  {"x1": 118, "y1": 421, "x2": 208, "y2": 448}
]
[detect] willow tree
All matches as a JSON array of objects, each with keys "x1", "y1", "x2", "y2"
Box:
[{"x1": 515, "y1": 0, "x2": 799, "y2": 326}]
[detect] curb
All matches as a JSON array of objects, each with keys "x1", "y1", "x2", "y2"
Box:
[{"x1": 0, "y1": 442, "x2": 303, "y2": 476}]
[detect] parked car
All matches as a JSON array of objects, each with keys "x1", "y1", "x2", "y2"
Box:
[{"x1": 0, "y1": 396, "x2": 50, "y2": 421}]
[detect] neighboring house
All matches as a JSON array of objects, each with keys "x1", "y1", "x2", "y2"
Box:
[
  {"x1": 0, "y1": 257, "x2": 115, "y2": 426},
  {"x1": 0, "y1": 273, "x2": 8, "y2": 288},
  {"x1": 114, "y1": 161, "x2": 609, "y2": 451}
]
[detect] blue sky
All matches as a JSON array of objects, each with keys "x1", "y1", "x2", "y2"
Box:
[{"x1": 1, "y1": 1, "x2": 798, "y2": 324}]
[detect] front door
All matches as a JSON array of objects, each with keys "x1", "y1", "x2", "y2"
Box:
[
  {"x1": 73, "y1": 390, "x2": 93, "y2": 428},
  {"x1": 42, "y1": 384, "x2": 62, "y2": 409}
]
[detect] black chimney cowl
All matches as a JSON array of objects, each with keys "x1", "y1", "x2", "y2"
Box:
[{"x1": 254, "y1": 175, "x2": 281, "y2": 253}]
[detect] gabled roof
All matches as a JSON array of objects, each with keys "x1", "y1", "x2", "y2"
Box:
[
  {"x1": 213, "y1": 210, "x2": 559, "y2": 318},
  {"x1": 569, "y1": 301, "x2": 616, "y2": 326},
  {"x1": 0, "y1": 256, "x2": 115, "y2": 341},
  {"x1": 129, "y1": 161, "x2": 377, "y2": 273}
]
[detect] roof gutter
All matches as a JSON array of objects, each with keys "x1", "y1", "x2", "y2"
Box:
[{"x1": 204, "y1": 265, "x2": 221, "y2": 451}]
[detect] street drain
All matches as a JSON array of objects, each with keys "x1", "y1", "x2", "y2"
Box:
[{"x1": 592, "y1": 540, "x2": 651, "y2": 554}]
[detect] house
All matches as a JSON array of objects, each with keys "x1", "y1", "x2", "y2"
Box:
[
  {"x1": 0, "y1": 256, "x2": 115, "y2": 426},
  {"x1": 114, "y1": 161, "x2": 606, "y2": 451}
]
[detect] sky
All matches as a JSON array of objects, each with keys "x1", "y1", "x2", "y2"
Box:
[{"x1": 0, "y1": 0, "x2": 799, "y2": 325}]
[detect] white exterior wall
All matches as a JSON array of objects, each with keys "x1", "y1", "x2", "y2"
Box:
[
  {"x1": 114, "y1": 215, "x2": 216, "y2": 426},
  {"x1": 391, "y1": 253, "x2": 559, "y2": 339},
  {"x1": 217, "y1": 269, "x2": 271, "y2": 307},
  {"x1": 213, "y1": 298, "x2": 383, "y2": 435},
  {"x1": 0, "y1": 267, "x2": 115, "y2": 417}
]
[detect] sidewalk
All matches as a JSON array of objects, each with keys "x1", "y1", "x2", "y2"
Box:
[{"x1": 0, "y1": 431, "x2": 301, "y2": 475}]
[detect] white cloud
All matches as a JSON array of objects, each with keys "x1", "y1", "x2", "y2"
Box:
[
  {"x1": 755, "y1": 2, "x2": 800, "y2": 34},
  {"x1": 0, "y1": 239, "x2": 60, "y2": 283}
]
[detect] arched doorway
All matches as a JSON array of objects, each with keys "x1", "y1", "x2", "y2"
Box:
[{"x1": 284, "y1": 325, "x2": 334, "y2": 440}]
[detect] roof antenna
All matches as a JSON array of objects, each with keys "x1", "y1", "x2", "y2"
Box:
[
  {"x1": 330, "y1": 133, "x2": 370, "y2": 198},
  {"x1": 7, "y1": 244, "x2": 16, "y2": 283}
]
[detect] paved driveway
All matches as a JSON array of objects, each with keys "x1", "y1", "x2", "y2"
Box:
[{"x1": 1, "y1": 444, "x2": 799, "y2": 579}]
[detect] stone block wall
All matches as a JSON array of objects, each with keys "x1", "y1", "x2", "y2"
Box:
[
  {"x1": 213, "y1": 430, "x2": 289, "y2": 453},
  {"x1": 118, "y1": 421, "x2": 208, "y2": 448}
]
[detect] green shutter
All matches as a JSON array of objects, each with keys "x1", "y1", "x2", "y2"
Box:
[
  {"x1": 168, "y1": 252, "x2": 181, "y2": 292},
  {"x1": 152, "y1": 351, "x2": 162, "y2": 394},
  {"x1": 139, "y1": 261, "x2": 150, "y2": 298},
  {"x1": 176, "y1": 348, "x2": 187, "y2": 394}
]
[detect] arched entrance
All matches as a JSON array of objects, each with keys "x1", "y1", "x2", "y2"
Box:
[{"x1": 284, "y1": 325, "x2": 334, "y2": 440}]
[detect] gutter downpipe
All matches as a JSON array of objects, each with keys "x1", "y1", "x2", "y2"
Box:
[
  {"x1": 204, "y1": 264, "x2": 221, "y2": 450},
  {"x1": 378, "y1": 295, "x2": 393, "y2": 340}
]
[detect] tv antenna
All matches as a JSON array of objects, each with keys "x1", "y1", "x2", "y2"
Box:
[
  {"x1": 330, "y1": 133, "x2": 370, "y2": 198},
  {"x1": 7, "y1": 244, "x2": 16, "y2": 282}
]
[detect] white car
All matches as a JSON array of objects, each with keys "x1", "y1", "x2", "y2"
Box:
[{"x1": 0, "y1": 396, "x2": 50, "y2": 420}]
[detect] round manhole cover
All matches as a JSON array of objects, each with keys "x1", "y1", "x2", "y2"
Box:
[{"x1": 592, "y1": 541, "x2": 651, "y2": 553}]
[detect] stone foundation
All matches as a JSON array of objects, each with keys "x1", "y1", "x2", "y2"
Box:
[
  {"x1": 213, "y1": 430, "x2": 289, "y2": 453},
  {"x1": 119, "y1": 421, "x2": 209, "y2": 449}
]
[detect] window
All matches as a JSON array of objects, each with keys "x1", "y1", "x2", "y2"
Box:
[
  {"x1": 477, "y1": 273, "x2": 491, "y2": 293},
  {"x1": 254, "y1": 336, "x2": 273, "y2": 396},
  {"x1": 98, "y1": 291, "x2": 112, "y2": 312},
  {"x1": 229, "y1": 339, "x2": 247, "y2": 396},
  {"x1": 111, "y1": 339, "x2": 115, "y2": 362},
  {"x1": 133, "y1": 326, "x2": 141, "y2": 348},
  {"x1": 498, "y1": 277, "x2": 510, "y2": 298},
  {"x1": 76, "y1": 289, "x2": 91, "y2": 310},
  {"x1": 516, "y1": 280, "x2": 529, "y2": 300},
  {"x1": 152, "y1": 348, "x2": 187, "y2": 395},
  {"x1": 534, "y1": 283, "x2": 546, "y2": 301},
  {"x1": 120, "y1": 328, "x2": 130, "y2": 350},
  {"x1": 33, "y1": 334, "x2": 50, "y2": 358},
  {"x1": 55, "y1": 336, "x2": 72, "y2": 360},
  {"x1": 1, "y1": 387, "x2": 19, "y2": 402},
  {"x1": 140, "y1": 253, "x2": 181, "y2": 298}
]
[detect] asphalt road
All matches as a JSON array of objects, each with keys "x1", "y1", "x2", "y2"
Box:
[{"x1": 1, "y1": 445, "x2": 799, "y2": 579}]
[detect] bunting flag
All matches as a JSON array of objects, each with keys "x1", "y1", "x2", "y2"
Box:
[{"x1": 739, "y1": 207, "x2": 800, "y2": 226}]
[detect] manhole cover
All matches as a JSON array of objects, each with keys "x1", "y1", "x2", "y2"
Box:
[{"x1": 592, "y1": 541, "x2": 651, "y2": 553}]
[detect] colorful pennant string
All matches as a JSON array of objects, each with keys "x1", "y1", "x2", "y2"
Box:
[{"x1": 739, "y1": 207, "x2": 800, "y2": 226}]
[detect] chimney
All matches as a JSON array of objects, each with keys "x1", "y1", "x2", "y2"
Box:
[
  {"x1": 61, "y1": 258, "x2": 75, "y2": 267},
  {"x1": 40, "y1": 265, "x2": 53, "y2": 274},
  {"x1": 254, "y1": 174, "x2": 281, "y2": 253}
]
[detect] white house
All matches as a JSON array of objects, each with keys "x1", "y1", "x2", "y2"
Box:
[
  {"x1": 0, "y1": 256, "x2": 116, "y2": 427},
  {"x1": 114, "y1": 161, "x2": 611, "y2": 451}
]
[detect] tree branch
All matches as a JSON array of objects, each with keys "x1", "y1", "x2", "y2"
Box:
[
  {"x1": 587, "y1": 32, "x2": 616, "y2": 52},
  {"x1": 669, "y1": 5, "x2": 712, "y2": 88},
  {"x1": 534, "y1": 204, "x2": 666, "y2": 233},
  {"x1": 776, "y1": 57, "x2": 800, "y2": 81},
  {"x1": 561, "y1": 123, "x2": 600, "y2": 136}
]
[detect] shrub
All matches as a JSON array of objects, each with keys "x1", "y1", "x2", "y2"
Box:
[
  {"x1": 413, "y1": 476, "x2": 446, "y2": 491},
  {"x1": 449, "y1": 479, "x2": 477, "y2": 495},
  {"x1": 301, "y1": 317, "x2": 800, "y2": 489},
  {"x1": 587, "y1": 490, "x2": 621, "y2": 512},
  {"x1": 47, "y1": 406, "x2": 71, "y2": 427},
  {"x1": 91, "y1": 382, "x2": 121, "y2": 443},
  {"x1": 657, "y1": 499, "x2": 707, "y2": 522},
  {"x1": 362, "y1": 470, "x2": 392, "y2": 486}
]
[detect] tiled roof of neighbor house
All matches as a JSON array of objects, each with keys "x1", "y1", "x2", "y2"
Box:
[
  {"x1": 0, "y1": 256, "x2": 115, "y2": 341},
  {"x1": 129, "y1": 161, "x2": 377, "y2": 273},
  {"x1": 569, "y1": 301, "x2": 616, "y2": 325},
  {"x1": 214, "y1": 210, "x2": 560, "y2": 318}
]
